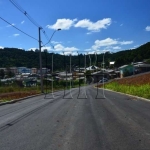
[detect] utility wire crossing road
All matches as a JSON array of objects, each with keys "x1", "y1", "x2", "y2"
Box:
[{"x1": 0, "y1": 86, "x2": 150, "y2": 150}]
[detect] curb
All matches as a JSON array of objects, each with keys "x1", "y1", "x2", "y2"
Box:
[
  {"x1": 0, "y1": 93, "x2": 44, "y2": 106},
  {"x1": 94, "y1": 85, "x2": 150, "y2": 102}
]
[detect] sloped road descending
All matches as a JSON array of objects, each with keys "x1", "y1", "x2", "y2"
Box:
[{"x1": 0, "y1": 86, "x2": 150, "y2": 150}]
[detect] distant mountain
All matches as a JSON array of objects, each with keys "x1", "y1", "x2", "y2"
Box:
[{"x1": 0, "y1": 42, "x2": 150, "y2": 70}]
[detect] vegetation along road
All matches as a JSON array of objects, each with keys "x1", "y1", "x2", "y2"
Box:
[{"x1": 0, "y1": 86, "x2": 150, "y2": 150}]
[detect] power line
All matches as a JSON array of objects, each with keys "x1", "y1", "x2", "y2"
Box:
[
  {"x1": 9, "y1": 0, "x2": 41, "y2": 28},
  {"x1": 9, "y1": 0, "x2": 50, "y2": 42},
  {"x1": 0, "y1": 16, "x2": 38, "y2": 41}
]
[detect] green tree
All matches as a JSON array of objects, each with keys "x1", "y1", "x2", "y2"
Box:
[
  {"x1": 6, "y1": 69, "x2": 15, "y2": 78},
  {"x1": 0, "y1": 69, "x2": 5, "y2": 79}
]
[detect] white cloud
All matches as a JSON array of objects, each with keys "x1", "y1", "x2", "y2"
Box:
[
  {"x1": 21, "y1": 21, "x2": 25, "y2": 24},
  {"x1": 0, "y1": 46, "x2": 4, "y2": 49},
  {"x1": 84, "y1": 49, "x2": 91, "y2": 52},
  {"x1": 46, "y1": 18, "x2": 111, "y2": 32},
  {"x1": 30, "y1": 44, "x2": 79, "y2": 55},
  {"x1": 51, "y1": 40, "x2": 62, "y2": 44},
  {"x1": 6, "y1": 23, "x2": 15, "y2": 27},
  {"x1": 28, "y1": 46, "x2": 53, "y2": 52},
  {"x1": 28, "y1": 48, "x2": 38, "y2": 51},
  {"x1": 120, "y1": 41, "x2": 133, "y2": 45},
  {"x1": 112, "y1": 46, "x2": 121, "y2": 50},
  {"x1": 91, "y1": 38, "x2": 133, "y2": 51},
  {"x1": 60, "y1": 51, "x2": 78, "y2": 55},
  {"x1": 13, "y1": 34, "x2": 20, "y2": 37},
  {"x1": 145, "y1": 26, "x2": 150, "y2": 31},
  {"x1": 74, "y1": 18, "x2": 111, "y2": 32},
  {"x1": 92, "y1": 38, "x2": 118, "y2": 50},
  {"x1": 46, "y1": 18, "x2": 77, "y2": 30},
  {"x1": 54, "y1": 44, "x2": 79, "y2": 52}
]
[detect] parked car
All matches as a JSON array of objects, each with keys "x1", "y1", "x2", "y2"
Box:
[{"x1": 99, "y1": 78, "x2": 108, "y2": 83}]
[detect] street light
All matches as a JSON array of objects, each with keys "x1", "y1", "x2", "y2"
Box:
[
  {"x1": 42, "y1": 29, "x2": 61, "y2": 47},
  {"x1": 39, "y1": 28, "x2": 61, "y2": 93}
]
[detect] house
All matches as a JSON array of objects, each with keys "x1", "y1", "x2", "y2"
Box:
[
  {"x1": 10, "y1": 67, "x2": 18, "y2": 74},
  {"x1": 74, "y1": 67, "x2": 85, "y2": 72},
  {"x1": 118, "y1": 65, "x2": 134, "y2": 78},
  {"x1": 58, "y1": 72, "x2": 73, "y2": 81},
  {"x1": 133, "y1": 62, "x2": 150, "y2": 73},
  {"x1": 86, "y1": 65, "x2": 99, "y2": 71},
  {"x1": 109, "y1": 61, "x2": 115, "y2": 68},
  {"x1": 31, "y1": 68, "x2": 37, "y2": 74},
  {"x1": 18, "y1": 67, "x2": 31, "y2": 74}
]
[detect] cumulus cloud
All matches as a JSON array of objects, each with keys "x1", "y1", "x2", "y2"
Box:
[
  {"x1": 145, "y1": 26, "x2": 150, "y2": 31},
  {"x1": 54, "y1": 44, "x2": 79, "y2": 52},
  {"x1": 13, "y1": 34, "x2": 20, "y2": 37},
  {"x1": 28, "y1": 46, "x2": 53, "y2": 52},
  {"x1": 59, "y1": 51, "x2": 78, "y2": 55},
  {"x1": 112, "y1": 46, "x2": 121, "y2": 50},
  {"x1": 46, "y1": 18, "x2": 77, "y2": 30},
  {"x1": 74, "y1": 18, "x2": 111, "y2": 32},
  {"x1": 0, "y1": 46, "x2": 4, "y2": 49},
  {"x1": 120, "y1": 41, "x2": 133, "y2": 45},
  {"x1": 92, "y1": 38, "x2": 118, "y2": 50},
  {"x1": 91, "y1": 38, "x2": 133, "y2": 51},
  {"x1": 29, "y1": 44, "x2": 79, "y2": 54},
  {"x1": 46, "y1": 18, "x2": 111, "y2": 32}
]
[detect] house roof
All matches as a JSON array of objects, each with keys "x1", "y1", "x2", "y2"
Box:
[
  {"x1": 86, "y1": 65, "x2": 99, "y2": 71},
  {"x1": 118, "y1": 65, "x2": 128, "y2": 69}
]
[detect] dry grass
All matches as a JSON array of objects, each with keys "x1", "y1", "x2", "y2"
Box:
[
  {"x1": 0, "y1": 91, "x2": 40, "y2": 102},
  {"x1": 115, "y1": 73, "x2": 150, "y2": 86}
]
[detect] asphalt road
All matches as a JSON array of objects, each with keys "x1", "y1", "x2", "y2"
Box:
[{"x1": 0, "y1": 86, "x2": 150, "y2": 150}]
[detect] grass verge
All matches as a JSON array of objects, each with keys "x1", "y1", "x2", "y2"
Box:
[{"x1": 103, "y1": 82, "x2": 150, "y2": 99}]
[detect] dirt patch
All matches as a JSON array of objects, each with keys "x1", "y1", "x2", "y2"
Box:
[
  {"x1": 0, "y1": 91, "x2": 39, "y2": 102},
  {"x1": 115, "y1": 73, "x2": 150, "y2": 86}
]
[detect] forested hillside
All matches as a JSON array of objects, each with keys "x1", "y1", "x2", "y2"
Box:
[{"x1": 0, "y1": 42, "x2": 150, "y2": 70}]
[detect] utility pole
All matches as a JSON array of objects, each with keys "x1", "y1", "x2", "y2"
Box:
[
  {"x1": 39, "y1": 27, "x2": 44, "y2": 93},
  {"x1": 38, "y1": 28, "x2": 61, "y2": 93}
]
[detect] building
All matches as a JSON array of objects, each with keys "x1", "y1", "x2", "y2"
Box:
[
  {"x1": 31, "y1": 68, "x2": 37, "y2": 74},
  {"x1": 86, "y1": 65, "x2": 99, "y2": 71},
  {"x1": 18, "y1": 67, "x2": 31, "y2": 74},
  {"x1": 10, "y1": 67, "x2": 18, "y2": 74},
  {"x1": 133, "y1": 62, "x2": 150, "y2": 73},
  {"x1": 119, "y1": 65, "x2": 134, "y2": 78}
]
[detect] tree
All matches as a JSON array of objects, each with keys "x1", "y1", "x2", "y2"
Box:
[
  {"x1": 0, "y1": 69, "x2": 5, "y2": 79},
  {"x1": 6, "y1": 70, "x2": 15, "y2": 78}
]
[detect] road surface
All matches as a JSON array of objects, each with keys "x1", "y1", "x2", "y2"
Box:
[{"x1": 0, "y1": 86, "x2": 150, "y2": 150}]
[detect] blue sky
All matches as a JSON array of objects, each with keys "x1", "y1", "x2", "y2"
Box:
[{"x1": 0, "y1": 0, "x2": 150, "y2": 55}]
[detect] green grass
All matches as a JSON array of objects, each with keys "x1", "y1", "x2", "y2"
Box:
[{"x1": 104, "y1": 82, "x2": 150, "y2": 99}]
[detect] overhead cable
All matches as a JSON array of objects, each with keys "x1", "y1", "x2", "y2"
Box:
[
  {"x1": 9, "y1": 0, "x2": 41, "y2": 28},
  {"x1": 0, "y1": 16, "x2": 38, "y2": 41},
  {"x1": 9, "y1": 0, "x2": 50, "y2": 42}
]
